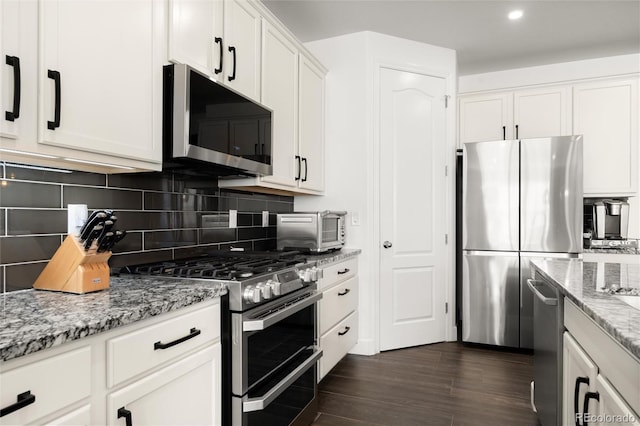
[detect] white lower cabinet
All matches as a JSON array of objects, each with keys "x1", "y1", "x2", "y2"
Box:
[
  {"x1": 45, "y1": 405, "x2": 91, "y2": 426},
  {"x1": 594, "y1": 374, "x2": 640, "y2": 426},
  {"x1": 107, "y1": 345, "x2": 221, "y2": 426},
  {"x1": 317, "y1": 257, "x2": 359, "y2": 381},
  {"x1": 563, "y1": 332, "x2": 597, "y2": 426}
]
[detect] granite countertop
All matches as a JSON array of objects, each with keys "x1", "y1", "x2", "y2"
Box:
[
  {"x1": 0, "y1": 276, "x2": 226, "y2": 363},
  {"x1": 584, "y1": 247, "x2": 640, "y2": 254},
  {"x1": 530, "y1": 259, "x2": 640, "y2": 359},
  {"x1": 307, "y1": 248, "x2": 361, "y2": 267}
]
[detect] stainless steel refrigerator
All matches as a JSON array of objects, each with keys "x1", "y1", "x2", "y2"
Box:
[{"x1": 461, "y1": 135, "x2": 583, "y2": 349}]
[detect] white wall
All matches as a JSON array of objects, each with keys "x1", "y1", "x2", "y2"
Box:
[
  {"x1": 296, "y1": 32, "x2": 456, "y2": 355},
  {"x1": 459, "y1": 54, "x2": 640, "y2": 239}
]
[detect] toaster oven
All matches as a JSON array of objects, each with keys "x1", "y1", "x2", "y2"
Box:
[{"x1": 277, "y1": 211, "x2": 346, "y2": 253}]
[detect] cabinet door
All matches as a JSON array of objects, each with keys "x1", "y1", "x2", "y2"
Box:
[
  {"x1": 595, "y1": 374, "x2": 640, "y2": 426},
  {"x1": 38, "y1": 0, "x2": 163, "y2": 165},
  {"x1": 168, "y1": 0, "x2": 223, "y2": 78},
  {"x1": 573, "y1": 78, "x2": 639, "y2": 196},
  {"x1": 458, "y1": 92, "x2": 512, "y2": 144},
  {"x1": 45, "y1": 405, "x2": 91, "y2": 426},
  {"x1": 1, "y1": 0, "x2": 20, "y2": 140},
  {"x1": 260, "y1": 20, "x2": 298, "y2": 187},
  {"x1": 514, "y1": 86, "x2": 570, "y2": 139},
  {"x1": 563, "y1": 332, "x2": 598, "y2": 426},
  {"x1": 107, "y1": 345, "x2": 221, "y2": 426},
  {"x1": 297, "y1": 54, "x2": 325, "y2": 192},
  {"x1": 223, "y1": 0, "x2": 261, "y2": 101}
]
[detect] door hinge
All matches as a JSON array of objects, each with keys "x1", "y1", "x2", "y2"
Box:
[
  {"x1": 445, "y1": 234, "x2": 448, "y2": 244},
  {"x1": 444, "y1": 95, "x2": 450, "y2": 108},
  {"x1": 445, "y1": 302, "x2": 449, "y2": 314}
]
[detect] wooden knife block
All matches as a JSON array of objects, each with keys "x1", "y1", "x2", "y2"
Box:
[{"x1": 33, "y1": 235, "x2": 112, "y2": 294}]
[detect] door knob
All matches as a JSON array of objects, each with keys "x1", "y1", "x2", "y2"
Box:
[{"x1": 383, "y1": 241, "x2": 392, "y2": 249}]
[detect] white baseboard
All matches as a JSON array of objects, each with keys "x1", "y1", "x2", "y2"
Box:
[{"x1": 349, "y1": 338, "x2": 376, "y2": 356}]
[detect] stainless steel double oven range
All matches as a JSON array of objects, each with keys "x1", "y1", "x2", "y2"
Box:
[{"x1": 124, "y1": 251, "x2": 323, "y2": 426}]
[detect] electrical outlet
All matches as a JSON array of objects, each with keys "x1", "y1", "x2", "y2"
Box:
[
  {"x1": 229, "y1": 210, "x2": 237, "y2": 228},
  {"x1": 351, "y1": 212, "x2": 360, "y2": 226},
  {"x1": 67, "y1": 204, "x2": 88, "y2": 235},
  {"x1": 262, "y1": 211, "x2": 269, "y2": 227}
]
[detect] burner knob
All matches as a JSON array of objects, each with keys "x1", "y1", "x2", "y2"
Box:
[
  {"x1": 299, "y1": 268, "x2": 312, "y2": 283},
  {"x1": 270, "y1": 280, "x2": 282, "y2": 296},
  {"x1": 258, "y1": 282, "x2": 271, "y2": 299},
  {"x1": 243, "y1": 285, "x2": 261, "y2": 304}
]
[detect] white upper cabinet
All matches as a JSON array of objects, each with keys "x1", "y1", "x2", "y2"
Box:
[
  {"x1": 573, "y1": 78, "x2": 638, "y2": 196},
  {"x1": 458, "y1": 86, "x2": 569, "y2": 146},
  {"x1": 168, "y1": 0, "x2": 224, "y2": 79},
  {"x1": 260, "y1": 19, "x2": 298, "y2": 187},
  {"x1": 459, "y1": 92, "x2": 512, "y2": 143},
  {"x1": 297, "y1": 55, "x2": 325, "y2": 193},
  {"x1": 37, "y1": 0, "x2": 164, "y2": 168},
  {"x1": 223, "y1": 0, "x2": 261, "y2": 100}
]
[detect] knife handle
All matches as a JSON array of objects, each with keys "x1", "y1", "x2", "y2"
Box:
[
  {"x1": 83, "y1": 225, "x2": 104, "y2": 250},
  {"x1": 97, "y1": 232, "x2": 114, "y2": 252}
]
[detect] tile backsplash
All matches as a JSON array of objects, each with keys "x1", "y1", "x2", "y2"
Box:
[{"x1": 0, "y1": 162, "x2": 292, "y2": 293}]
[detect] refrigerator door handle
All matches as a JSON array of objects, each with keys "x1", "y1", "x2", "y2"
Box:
[{"x1": 463, "y1": 250, "x2": 519, "y2": 257}]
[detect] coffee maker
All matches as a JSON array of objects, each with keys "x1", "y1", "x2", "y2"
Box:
[{"x1": 584, "y1": 199, "x2": 637, "y2": 248}]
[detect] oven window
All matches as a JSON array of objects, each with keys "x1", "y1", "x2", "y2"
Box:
[
  {"x1": 245, "y1": 364, "x2": 315, "y2": 426},
  {"x1": 321, "y1": 217, "x2": 339, "y2": 243},
  {"x1": 247, "y1": 304, "x2": 315, "y2": 390}
]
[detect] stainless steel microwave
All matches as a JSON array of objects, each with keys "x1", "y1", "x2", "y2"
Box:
[
  {"x1": 277, "y1": 211, "x2": 347, "y2": 253},
  {"x1": 163, "y1": 63, "x2": 273, "y2": 176}
]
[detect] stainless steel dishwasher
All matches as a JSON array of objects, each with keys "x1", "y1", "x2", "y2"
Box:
[{"x1": 528, "y1": 274, "x2": 564, "y2": 426}]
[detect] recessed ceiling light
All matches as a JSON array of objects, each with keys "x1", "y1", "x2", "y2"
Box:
[{"x1": 508, "y1": 10, "x2": 524, "y2": 20}]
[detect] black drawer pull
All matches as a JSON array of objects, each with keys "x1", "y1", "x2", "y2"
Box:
[
  {"x1": 337, "y1": 268, "x2": 350, "y2": 275},
  {"x1": 214, "y1": 37, "x2": 223, "y2": 74},
  {"x1": 301, "y1": 157, "x2": 308, "y2": 182},
  {"x1": 47, "y1": 70, "x2": 61, "y2": 130},
  {"x1": 154, "y1": 327, "x2": 201, "y2": 350},
  {"x1": 117, "y1": 407, "x2": 133, "y2": 426},
  {"x1": 228, "y1": 46, "x2": 236, "y2": 81},
  {"x1": 295, "y1": 155, "x2": 301, "y2": 181},
  {"x1": 5, "y1": 55, "x2": 21, "y2": 121},
  {"x1": 582, "y1": 391, "x2": 600, "y2": 426},
  {"x1": 338, "y1": 288, "x2": 351, "y2": 296},
  {"x1": 0, "y1": 391, "x2": 36, "y2": 418},
  {"x1": 338, "y1": 326, "x2": 351, "y2": 336},
  {"x1": 574, "y1": 376, "x2": 589, "y2": 426}
]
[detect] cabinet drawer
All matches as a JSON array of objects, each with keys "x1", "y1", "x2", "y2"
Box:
[
  {"x1": 319, "y1": 257, "x2": 358, "y2": 290},
  {"x1": 319, "y1": 310, "x2": 358, "y2": 381},
  {"x1": 0, "y1": 347, "x2": 90, "y2": 425},
  {"x1": 319, "y1": 276, "x2": 358, "y2": 335},
  {"x1": 107, "y1": 303, "x2": 220, "y2": 387}
]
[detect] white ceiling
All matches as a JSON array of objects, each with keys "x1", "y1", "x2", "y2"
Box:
[{"x1": 261, "y1": 0, "x2": 640, "y2": 75}]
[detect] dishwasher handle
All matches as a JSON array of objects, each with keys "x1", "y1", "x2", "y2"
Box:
[{"x1": 527, "y1": 279, "x2": 558, "y2": 306}]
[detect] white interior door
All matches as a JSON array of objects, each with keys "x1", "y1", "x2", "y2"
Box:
[{"x1": 379, "y1": 67, "x2": 447, "y2": 351}]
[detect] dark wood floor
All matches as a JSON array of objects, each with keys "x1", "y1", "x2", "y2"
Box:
[{"x1": 312, "y1": 342, "x2": 540, "y2": 426}]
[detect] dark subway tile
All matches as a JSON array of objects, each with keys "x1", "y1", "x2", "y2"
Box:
[
  {"x1": 4, "y1": 164, "x2": 106, "y2": 186},
  {"x1": 0, "y1": 181, "x2": 61, "y2": 208},
  {"x1": 63, "y1": 186, "x2": 142, "y2": 210},
  {"x1": 108, "y1": 172, "x2": 173, "y2": 191},
  {"x1": 6, "y1": 262, "x2": 47, "y2": 292},
  {"x1": 173, "y1": 211, "x2": 199, "y2": 229},
  {"x1": 199, "y1": 213, "x2": 229, "y2": 229},
  {"x1": 220, "y1": 241, "x2": 252, "y2": 251},
  {"x1": 218, "y1": 196, "x2": 237, "y2": 211},
  {"x1": 144, "y1": 192, "x2": 197, "y2": 211},
  {"x1": 109, "y1": 249, "x2": 174, "y2": 269},
  {"x1": 269, "y1": 214, "x2": 277, "y2": 226},
  {"x1": 267, "y1": 200, "x2": 294, "y2": 213},
  {"x1": 199, "y1": 228, "x2": 237, "y2": 244},
  {"x1": 253, "y1": 239, "x2": 276, "y2": 251},
  {"x1": 237, "y1": 213, "x2": 253, "y2": 227},
  {"x1": 198, "y1": 195, "x2": 219, "y2": 211},
  {"x1": 237, "y1": 198, "x2": 267, "y2": 212},
  {"x1": 7, "y1": 209, "x2": 66, "y2": 235},
  {"x1": 267, "y1": 227, "x2": 277, "y2": 238},
  {"x1": 0, "y1": 235, "x2": 61, "y2": 264},
  {"x1": 116, "y1": 211, "x2": 172, "y2": 231},
  {"x1": 110, "y1": 231, "x2": 143, "y2": 253},
  {"x1": 145, "y1": 230, "x2": 198, "y2": 249},
  {"x1": 238, "y1": 227, "x2": 267, "y2": 241},
  {"x1": 174, "y1": 244, "x2": 220, "y2": 259},
  {"x1": 0, "y1": 209, "x2": 4, "y2": 235},
  {"x1": 173, "y1": 176, "x2": 219, "y2": 194}
]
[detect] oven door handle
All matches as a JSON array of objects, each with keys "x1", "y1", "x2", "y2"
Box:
[
  {"x1": 243, "y1": 347, "x2": 323, "y2": 413},
  {"x1": 243, "y1": 292, "x2": 323, "y2": 331}
]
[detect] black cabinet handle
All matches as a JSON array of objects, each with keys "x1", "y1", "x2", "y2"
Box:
[
  {"x1": 0, "y1": 391, "x2": 36, "y2": 418},
  {"x1": 117, "y1": 407, "x2": 133, "y2": 426},
  {"x1": 301, "y1": 157, "x2": 308, "y2": 182},
  {"x1": 337, "y1": 268, "x2": 350, "y2": 275},
  {"x1": 574, "y1": 377, "x2": 589, "y2": 426},
  {"x1": 338, "y1": 326, "x2": 351, "y2": 336},
  {"x1": 5, "y1": 55, "x2": 21, "y2": 121},
  {"x1": 154, "y1": 327, "x2": 201, "y2": 350},
  {"x1": 47, "y1": 70, "x2": 61, "y2": 130},
  {"x1": 338, "y1": 288, "x2": 351, "y2": 296},
  {"x1": 502, "y1": 126, "x2": 506, "y2": 140},
  {"x1": 295, "y1": 155, "x2": 301, "y2": 181},
  {"x1": 515, "y1": 124, "x2": 519, "y2": 139},
  {"x1": 214, "y1": 37, "x2": 223, "y2": 74},
  {"x1": 582, "y1": 391, "x2": 600, "y2": 426},
  {"x1": 228, "y1": 46, "x2": 236, "y2": 81}
]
